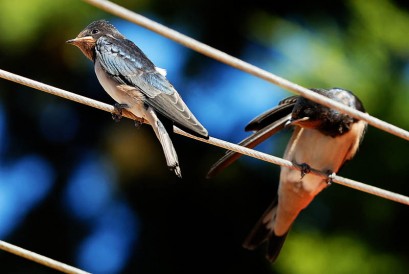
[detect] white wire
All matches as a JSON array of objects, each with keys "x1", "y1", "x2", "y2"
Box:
[
  {"x1": 0, "y1": 241, "x2": 90, "y2": 274},
  {"x1": 175, "y1": 128, "x2": 409, "y2": 205}
]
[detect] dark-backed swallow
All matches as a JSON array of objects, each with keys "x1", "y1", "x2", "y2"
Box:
[
  {"x1": 207, "y1": 88, "x2": 367, "y2": 262},
  {"x1": 67, "y1": 20, "x2": 208, "y2": 178}
]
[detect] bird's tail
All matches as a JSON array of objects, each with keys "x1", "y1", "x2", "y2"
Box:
[
  {"x1": 243, "y1": 199, "x2": 288, "y2": 262},
  {"x1": 146, "y1": 108, "x2": 182, "y2": 178}
]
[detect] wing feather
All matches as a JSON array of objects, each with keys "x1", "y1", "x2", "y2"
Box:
[
  {"x1": 245, "y1": 96, "x2": 298, "y2": 131},
  {"x1": 95, "y1": 35, "x2": 208, "y2": 138},
  {"x1": 207, "y1": 114, "x2": 291, "y2": 178}
]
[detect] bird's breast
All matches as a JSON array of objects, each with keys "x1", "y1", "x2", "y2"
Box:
[
  {"x1": 285, "y1": 127, "x2": 354, "y2": 172},
  {"x1": 95, "y1": 60, "x2": 125, "y2": 102},
  {"x1": 273, "y1": 127, "x2": 357, "y2": 235},
  {"x1": 279, "y1": 126, "x2": 358, "y2": 203}
]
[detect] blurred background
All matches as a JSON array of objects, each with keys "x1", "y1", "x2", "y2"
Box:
[{"x1": 0, "y1": 0, "x2": 409, "y2": 273}]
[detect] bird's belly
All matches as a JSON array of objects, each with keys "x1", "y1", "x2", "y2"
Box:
[
  {"x1": 286, "y1": 128, "x2": 353, "y2": 175},
  {"x1": 94, "y1": 61, "x2": 145, "y2": 118},
  {"x1": 274, "y1": 128, "x2": 354, "y2": 235},
  {"x1": 281, "y1": 128, "x2": 352, "y2": 196},
  {"x1": 95, "y1": 61, "x2": 125, "y2": 103}
]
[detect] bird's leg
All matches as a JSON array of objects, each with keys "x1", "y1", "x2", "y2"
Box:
[
  {"x1": 134, "y1": 119, "x2": 142, "y2": 129},
  {"x1": 112, "y1": 103, "x2": 129, "y2": 122},
  {"x1": 131, "y1": 102, "x2": 150, "y2": 128},
  {"x1": 297, "y1": 163, "x2": 311, "y2": 179}
]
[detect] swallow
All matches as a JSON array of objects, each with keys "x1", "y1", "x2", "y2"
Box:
[
  {"x1": 207, "y1": 88, "x2": 367, "y2": 262},
  {"x1": 67, "y1": 20, "x2": 208, "y2": 178}
]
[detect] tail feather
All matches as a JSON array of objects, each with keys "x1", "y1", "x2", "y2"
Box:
[
  {"x1": 242, "y1": 222, "x2": 271, "y2": 250},
  {"x1": 207, "y1": 115, "x2": 290, "y2": 179},
  {"x1": 146, "y1": 107, "x2": 182, "y2": 178},
  {"x1": 155, "y1": 119, "x2": 181, "y2": 178},
  {"x1": 266, "y1": 232, "x2": 288, "y2": 262},
  {"x1": 243, "y1": 199, "x2": 288, "y2": 263}
]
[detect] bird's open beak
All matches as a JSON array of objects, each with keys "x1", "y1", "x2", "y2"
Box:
[
  {"x1": 66, "y1": 36, "x2": 95, "y2": 45},
  {"x1": 285, "y1": 117, "x2": 310, "y2": 127},
  {"x1": 286, "y1": 117, "x2": 322, "y2": 129}
]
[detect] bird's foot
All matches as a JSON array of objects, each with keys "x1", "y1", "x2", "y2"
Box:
[
  {"x1": 112, "y1": 103, "x2": 129, "y2": 122},
  {"x1": 297, "y1": 163, "x2": 311, "y2": 179},
  {"x1": 134, "y1": 120, "x2": 142, "y2": 129},
  {"x1": 326, "y1": 171, "x2": 335, "y2": 186}
]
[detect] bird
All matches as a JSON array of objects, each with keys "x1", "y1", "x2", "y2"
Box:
[
  {"x1": 207, "y1": 88, "x2": 367, "y2": 262},
  {"x1": 67, "y1": 20, "x2": 208, "y2": 178}
]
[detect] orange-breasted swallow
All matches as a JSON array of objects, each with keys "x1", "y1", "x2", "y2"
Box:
[{"x1": 207, "y1": 88, "x2": 367, "y2": 262}]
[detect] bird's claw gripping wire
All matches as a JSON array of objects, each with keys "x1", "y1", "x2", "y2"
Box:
[
  {"x1": 112, "y1": 103, "x2": 129, "y2": 122},
  {"x1": 134, "y1": 119, "x2": 142, "y2": 129},
  {"x1": 297, "y1": 163, "x2": 311, "y2": 179}
]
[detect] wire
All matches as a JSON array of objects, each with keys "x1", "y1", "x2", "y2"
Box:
[
  {"x1": 0, "y1": 241, "x2": 90, "y2": 274},
  {"x1": 81, "y1": 0, "x2": 409, "y2": 142},
  {"x1": 0, "y1": 68, "x2": 408, "y2": 206},
  {"x1": 175, "y1": 128, "x2": 409, "y2": 205}
]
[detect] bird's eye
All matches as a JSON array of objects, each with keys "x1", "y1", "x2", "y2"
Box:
[{"x1": 91, "y1": 29, "x2": 99, "y2": 34}]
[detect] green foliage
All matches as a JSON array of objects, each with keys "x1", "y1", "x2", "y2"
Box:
[
  {"x1": 0, "y1": 0, "x2": 144, "y2": 54},
  {"x1": 350, "y1": 0, "x2": 409, "y2": 55},
  {"x1": 276, "y1": 230, "x2": 406, "y2": 274}
]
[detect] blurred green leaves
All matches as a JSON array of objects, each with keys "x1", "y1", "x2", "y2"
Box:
[
  {"x1": 350, "y1": 0, "x2": 409, "y2": 56},
  {"x1": 0, "y1": 0, "x2": 81, "y2": 52},
  {"x1": 0, "y1": 0, "x2": 145, "y2": 54},
  {"x1": 0, "y1": 0, "x2": 45, "y2": 50},
  {"x1": 276, "y1": 230, "x2": 406, "y2": 274}
]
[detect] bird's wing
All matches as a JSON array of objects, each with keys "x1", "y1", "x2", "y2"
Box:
[
  {"x1": 206, "y1": 115, "x2": 290, "y2": 178},
  {"x1": 245, "y1": 96, "x2": 298, "y2": 131},
  {"x1": 95, "y1": 35, "x2": 208, "y2": 138},
  {"x1": 207, "y1": 97, "x2": 297, "y2": 178},
  {"x1": 342, "y1": 120, "x2": 368, "y2": 164}
]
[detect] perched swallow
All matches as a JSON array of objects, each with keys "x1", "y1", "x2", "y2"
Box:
[
  {"x1": 67, "y1": 20, "x2": 208, "y2": 178},
  {"x1": 207, "y1": 88, "x2": 367, "y2": 262}
]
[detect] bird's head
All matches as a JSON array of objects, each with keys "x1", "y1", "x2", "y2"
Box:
[
  {"x1": 67, "y1": 19, "x2": 125, "y2": 61},
  {"x1": 287, "y1": 88, "x2": 364, "y2": 137}
]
